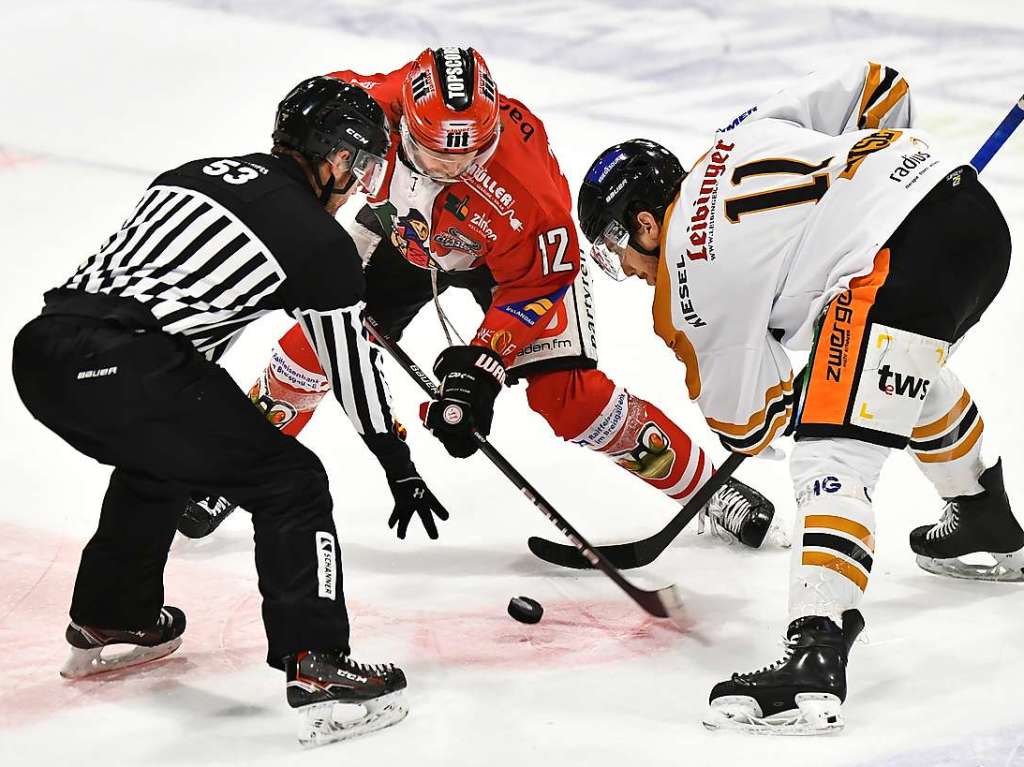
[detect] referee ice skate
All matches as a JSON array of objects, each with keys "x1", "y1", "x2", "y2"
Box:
[{"x1": 12, "y1": 76, "x2": 407, "y2": 746}]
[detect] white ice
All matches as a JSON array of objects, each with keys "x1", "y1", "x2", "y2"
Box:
[{"x1": 2, "y1": 1, "x2": 1023, "y2": 765}]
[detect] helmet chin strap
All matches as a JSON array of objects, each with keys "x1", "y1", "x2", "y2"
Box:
[
  {"x1": 316, "y1": 168, "x2": 357, "y2": 206},
  {"x1": 317, "y1": 173, "x2": 334, "y2": 206}
]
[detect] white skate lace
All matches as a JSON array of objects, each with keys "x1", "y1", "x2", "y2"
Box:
[
  {"x1": 735, "y1": 636, "x2": 796, "y2": 680},
  {"x1": 928, "y1": 501, "x2": 960, "y2": 541},
  {"x1": 699, "y1": 484, "x2": 750, "y2": 540},
  {"x1": 343, "y1": 657, "x2": 394, "y2": 677}
]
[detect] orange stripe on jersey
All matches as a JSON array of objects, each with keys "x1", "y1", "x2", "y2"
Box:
[
  {"x1": 864, "y1": 79, "x2": 909, "y2": 129},
  {"x1": 911, "y1": 389, "x2": 971, "y2": 439},
  {"x1": 742, "y1": 406, "x2": 792, "y2": 456},
  {"x1": 858, "y1": 62, "x2": 883, "y2": 126},
  {"x1": 653, "y1": 195, "x2": 702, "y2": 400},
  {"x1": 915, "y1": 417, "x2": 984, "y2": 463},
  {"x1": 706, "y1": 376, "x2": 793, "y2": 438},
  {"x1": 801, "y1": 247, "x2": 891, "y2": 427},
  {"x1": 805, "y1": 514, "x2": 876, "y2": 552},
  {"x1": 802, "y1": 551, "x2": 869, "y2": 591}
]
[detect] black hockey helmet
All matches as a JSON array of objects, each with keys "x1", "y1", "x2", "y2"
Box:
[
  {"x1": 273, "y1": 76, "x2": 391, "y2": 197},
  {"x1": 577, "y1": 139, "x2": 685, "y2": 280}
]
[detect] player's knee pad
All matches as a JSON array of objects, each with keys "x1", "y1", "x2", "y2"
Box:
[
  {"x1": 524, "y1": 368, "x2": 616, "y2": 442},
  {"x1": 790, "y1": 475, "x2": 876, "y2": 623},
  {"x1": 790, "y1": 437, "x2": 890, "y2": 499},
  {"x1": 249, "y1": 326, "x2": 330, "y2": 436}
]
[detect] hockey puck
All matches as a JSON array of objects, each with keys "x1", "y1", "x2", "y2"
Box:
[{"x1": 507, "y1": 596, "x2": 544, "y2": 624}]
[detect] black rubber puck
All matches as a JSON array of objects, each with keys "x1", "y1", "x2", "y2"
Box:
[{"x1": 507, "y1": 596, "x2": 544, "y2": 624}]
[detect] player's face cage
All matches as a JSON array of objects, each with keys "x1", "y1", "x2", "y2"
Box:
[
  {"x1": 589, "y1": 219, "x2": 630, "y2": 281},
  {"x1": 399, "y1": 119, "x2": 500, "y2": 183}
]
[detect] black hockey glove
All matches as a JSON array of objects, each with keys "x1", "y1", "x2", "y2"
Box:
[
  {"x1": 362, "y1": 430, "x2": 450, "y2": 539},
  {"x1": 422, "y1": 345, "x2": 505, "y2": 458},
  {"x1": 387, "y1": 474, "x2": 450, "y2": 540}
]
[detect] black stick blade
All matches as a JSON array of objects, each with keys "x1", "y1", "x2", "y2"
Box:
[{"x1": 527, "y1": 535, "x2": 650, "y2": 570}]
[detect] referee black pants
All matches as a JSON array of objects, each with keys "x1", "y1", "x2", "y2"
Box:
[{"x1": 13, "y1": 305, "x2": 350, "y2": 668}]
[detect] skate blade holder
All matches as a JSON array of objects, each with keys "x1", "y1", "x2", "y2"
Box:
[
  {"x1": 702, "y1": 693, "x2": 844, "y2": 736},
  {"x1": 916, "y1": 549, "x2": 1024, "y2": 582},
  {"x1": 297, "y1": 690, "x2": 409, "y2": 747},
  {"x1": 59, "y1": 636, "x2": 183, "y2": 679}
]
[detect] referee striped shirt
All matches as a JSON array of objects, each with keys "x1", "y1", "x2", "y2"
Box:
[{"x1": 57, "y1": 152, "x2": 394, "y2": 437}]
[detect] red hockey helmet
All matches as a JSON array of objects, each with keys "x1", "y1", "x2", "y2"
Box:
[{"x1": 399, "y1": 47, "x2": 501, "y2": 182}]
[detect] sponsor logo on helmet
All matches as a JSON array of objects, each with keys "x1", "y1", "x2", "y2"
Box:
[
  {"x1": 411, "y1": 71, "x2": 432, "y2": 102},
  {"x1": 586, "y1": 148, "x2": 627, "y2": 184},
  {"x1": 440, "y1": 47, "x2": 471, "y2": 109},
  {"x1": 442, "y1": 48, "x2": 466, "y2": 94},
  {"x1": 345, "y1": 126, "x2": 370, "y2": 147},
  {"x1": 605, "y1": 177, "x2": 628, "y2": 203},
  {"x1": 498, "y1": 286, "x2": 569, "y2": 327},
  {"x1": 442, "y1": 119, "x2": 474, "y2": 150}
]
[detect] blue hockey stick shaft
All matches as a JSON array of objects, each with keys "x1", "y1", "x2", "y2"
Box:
[{"x1": 970, "y1": 94, "x2": 1024, "y2": 173}]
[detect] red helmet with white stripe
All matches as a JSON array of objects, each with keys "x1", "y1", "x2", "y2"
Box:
[{"x1": 399, "y1": 47, "x2": 501, "y2": 182}]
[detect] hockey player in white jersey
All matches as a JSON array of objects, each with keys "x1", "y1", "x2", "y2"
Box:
[{"x1": 576, "y1": 61, "x2": 1022, "y2": 734}]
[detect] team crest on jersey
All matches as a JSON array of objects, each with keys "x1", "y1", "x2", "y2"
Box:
[
  {"x1": 389, "y1": 208, "x2": 432, "y2": 268},
  {"x1": 498, "y1": 286, "x2": 568, "y2": 327},
  {"x1": 611, "y1": 422, "x2": 676, "y2": 480},
  {"x1": 432, "y1": 227, "x2": 482, "y2": 254}
]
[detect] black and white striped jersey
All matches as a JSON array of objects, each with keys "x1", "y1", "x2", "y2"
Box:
[{"x1": 57, "y1": 152, "x2": 394, "y2": 437}]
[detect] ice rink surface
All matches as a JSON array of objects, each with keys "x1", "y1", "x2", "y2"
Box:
[{"x1": 2, "y1": 1, "x2": 1023, "y2": 764}]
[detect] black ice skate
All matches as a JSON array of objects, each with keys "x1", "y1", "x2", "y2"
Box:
[
  {"x1": 703, "y1": 609, "x2": 864, "y2": 735},
  {"x1": 286, "y1": 650, "x2": 409, "y2": 746},
  {"x1": 60, "y1": 606, "x2": 186, "y2": 679},
  {"x1": 910, "y1": 460, "x2": 1024, "y2": 582},
  {"x1": 699, "y1": 477, "x2": 775, "y2": 548},
  {"x1": 177, "y1": 495, "x2": 238, "y2": 539}
]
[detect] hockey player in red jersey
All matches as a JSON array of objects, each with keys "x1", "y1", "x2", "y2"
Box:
[{"x1": 179, "y1": 47, "x2": 775, "y2": 547}]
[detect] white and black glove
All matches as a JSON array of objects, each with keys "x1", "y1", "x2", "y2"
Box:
[{"x1": 421, "y1": 345, "x2": 505, "y2": 458}]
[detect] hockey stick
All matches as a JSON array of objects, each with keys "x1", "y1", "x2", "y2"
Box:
[
  {"x1": 527, "y1": 452, "x2": 746, "y2": 570},
  {"x1": 362, "y1": 315, "x2": 687, "y2": 624},
  {"x1": 970, "y1": 94, "x2": 1024, "y2": 173},
  {"x1": 529, "y1": 95, "x2": 1024, "y2": 572}
]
